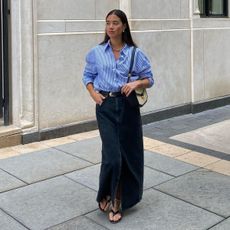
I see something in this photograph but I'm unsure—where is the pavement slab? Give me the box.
[67,130,99,141]
[55,137,102,164]
[143,106,230,142]
[147,143,191,157]
[155,169,230,217]
[87,189,223,230]
[171,120,230,155]
[0,148,91,184]
[143,166,174,189]
[0,169,26,192]
[143,137,165,149]
[0,209,27,230]
[175,151,220,167]
[144,150,198,176]
[12,142,49,154]
[205,160,230,176]
[0,176,97,230]
[65,164,100,191]
[41,136,76,148]
[47,216,107,230]
[0,147,21,160]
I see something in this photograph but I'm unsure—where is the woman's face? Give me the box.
[106,14,126,40]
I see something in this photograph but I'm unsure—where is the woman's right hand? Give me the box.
[90,91,105,105]
[86,83,105,105]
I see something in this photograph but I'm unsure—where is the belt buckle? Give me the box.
[109,92,115,97]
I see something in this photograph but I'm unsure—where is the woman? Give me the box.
[83,9,154,223]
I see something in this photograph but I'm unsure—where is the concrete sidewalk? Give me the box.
[0,105,230,230]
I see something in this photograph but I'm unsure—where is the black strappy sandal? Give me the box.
[98,196,111,212]
[108,199,122,223]
[109,209,122,223]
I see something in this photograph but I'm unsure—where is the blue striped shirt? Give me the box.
[83,41,154,92]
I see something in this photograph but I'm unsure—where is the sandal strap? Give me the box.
[109,209,122,223]
[99,196,111,212]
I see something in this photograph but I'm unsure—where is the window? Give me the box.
[199,0,228,17]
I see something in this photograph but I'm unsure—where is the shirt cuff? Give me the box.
[148,78,154,87]
[83,78,93,87]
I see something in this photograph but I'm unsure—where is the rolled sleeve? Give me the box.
[82,49,97,86]
[134,49,154,87]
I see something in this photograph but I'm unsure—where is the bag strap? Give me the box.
[127,46,136,83]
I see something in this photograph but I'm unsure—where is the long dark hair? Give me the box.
[100,9,137,47]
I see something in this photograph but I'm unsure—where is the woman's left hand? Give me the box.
[121,81,139,96]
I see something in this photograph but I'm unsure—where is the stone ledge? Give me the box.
[193,18,230,29]
[0,133,22,148]
[191,95,230,113]
[0,126,22,148]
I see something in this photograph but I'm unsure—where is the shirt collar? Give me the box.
[103,41,110,51]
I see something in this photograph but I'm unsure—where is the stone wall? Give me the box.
[10,0,230,136]
[193,19,230,101]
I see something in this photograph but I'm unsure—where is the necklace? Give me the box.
[112,47,121,52]
[111,44,124,52]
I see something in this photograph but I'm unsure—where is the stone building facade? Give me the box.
[1,0,230,146]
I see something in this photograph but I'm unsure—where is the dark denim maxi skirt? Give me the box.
[96,95,144,211]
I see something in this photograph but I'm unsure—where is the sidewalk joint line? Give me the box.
[152,187,227,219]
[144,163,200,178]
[42,210,98,230]
[52,146,97,164]
[0,167,29,185]
[85,215,111,230]
[63,175,98,192]
[206,217,229,230]
[144,165,177,178]
[0,165,99,189]
[0,207,31,229]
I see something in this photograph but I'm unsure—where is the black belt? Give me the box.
[99,91,123,97]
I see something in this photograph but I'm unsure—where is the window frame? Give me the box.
[199,0,228,17]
